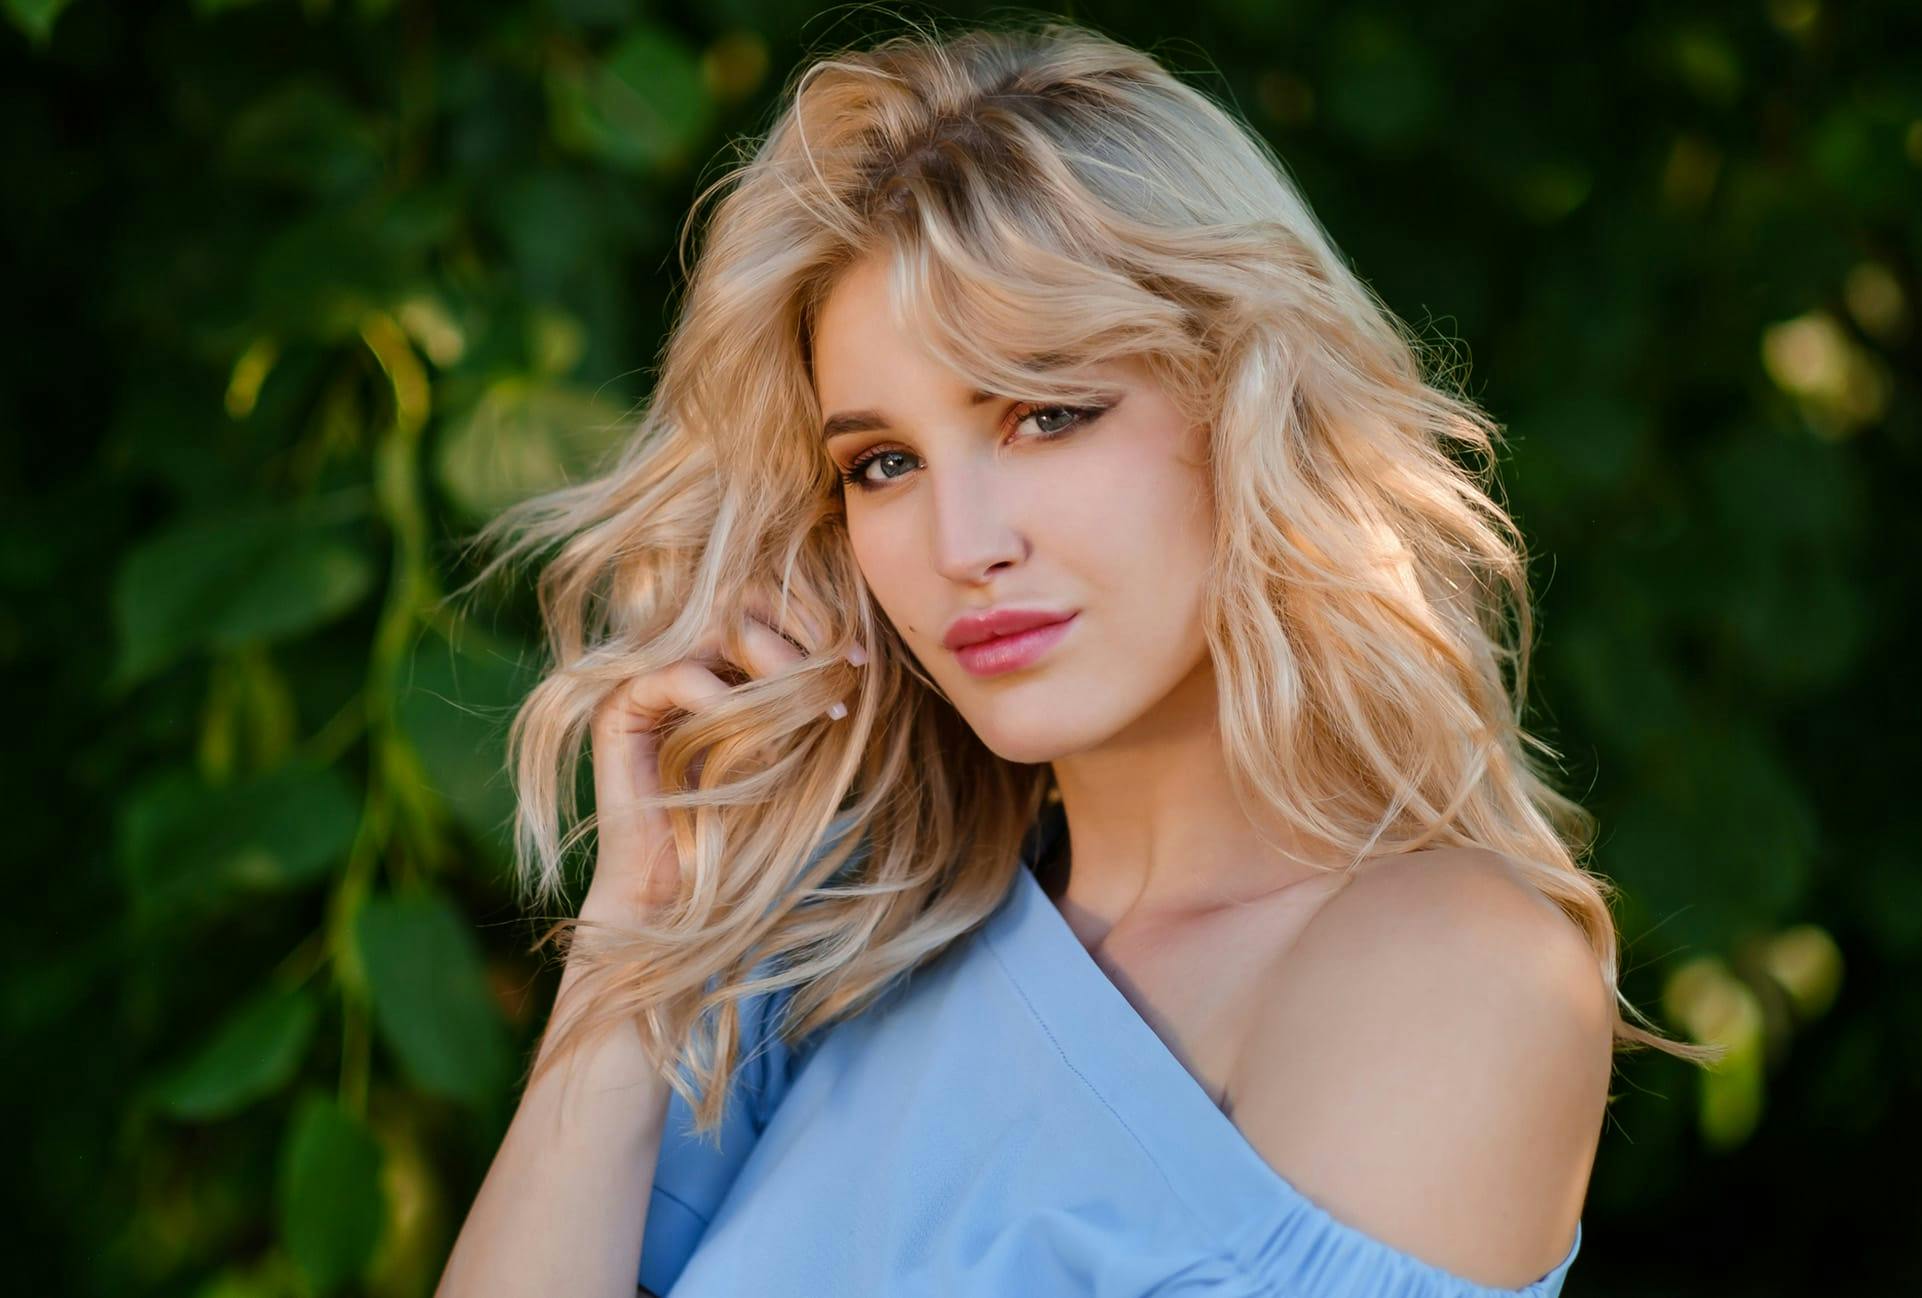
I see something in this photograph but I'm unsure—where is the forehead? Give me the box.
[819,251,893,321]
[811,257,920,393]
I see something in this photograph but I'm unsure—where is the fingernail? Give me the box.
[846,643,869,666]
[827,700,849,720]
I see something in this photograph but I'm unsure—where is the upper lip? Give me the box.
[942,605,1078,651]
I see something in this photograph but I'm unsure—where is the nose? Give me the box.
[927,454,1026,585]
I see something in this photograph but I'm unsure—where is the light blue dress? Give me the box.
[639,807,1584,1296]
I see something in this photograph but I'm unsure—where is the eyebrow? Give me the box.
[821,388,1001,441]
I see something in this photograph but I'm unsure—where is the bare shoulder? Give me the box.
[1226,847,1613,1288]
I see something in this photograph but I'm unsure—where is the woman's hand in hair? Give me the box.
[581,601,866,922]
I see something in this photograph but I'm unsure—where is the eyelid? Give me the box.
[837,400,1110,491]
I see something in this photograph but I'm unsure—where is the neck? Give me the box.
[1043,657,1344,938]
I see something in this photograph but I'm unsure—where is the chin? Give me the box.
[955,699,1115,767]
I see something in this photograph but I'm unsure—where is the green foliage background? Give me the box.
[4,0,1916,1293]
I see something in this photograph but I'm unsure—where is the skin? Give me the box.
[811,250,1611,1288]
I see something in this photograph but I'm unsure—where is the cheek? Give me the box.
[846,511,923,634]
[1049,426,1212,573]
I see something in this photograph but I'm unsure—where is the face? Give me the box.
[811,253,1217,764]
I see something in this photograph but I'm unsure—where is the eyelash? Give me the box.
[838,402,1110,492]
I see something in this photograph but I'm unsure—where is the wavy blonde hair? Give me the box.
[455,16,1718,1132]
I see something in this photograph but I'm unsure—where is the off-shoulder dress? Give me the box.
[638,805,1583,1297]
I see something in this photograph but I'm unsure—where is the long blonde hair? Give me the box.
[455,16,1716,1132]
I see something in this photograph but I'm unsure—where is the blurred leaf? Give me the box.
[108,377,259,510]
[434,377,630,521]
[483,167,609,298]
[703,29,772,104]
[355,890,514,1108]
[1759,923,1843,1021]
[249,209,417,342]
[1507,392,1646,510]
[191,1262,295,1298]
[1662,23,1743,108]
[150,984,320,1120]
[528,304,587,377]
[377,183,467,261]
[119,761,361,920]
[1808,97,1919,216]
[1554,600,1688,753]
[223,81,385,197]
[1512,160,1594,224]
[396,621,539,866]
[553,0,638,28]
[4,0,73,48]
[110,501,378,689]
[1323,13,1438,154]
[364,1112,448,1298]
[1603,722,1817,952]
[1700,429,1869,691]
[1854,842,1922,960]
[1663,957,1766,1148]
[546,25,712,173]
[277,1092,386,1295]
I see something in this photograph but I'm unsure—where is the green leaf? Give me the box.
[355,890,514,1108]
[552,0,637,28]
[433,377,630,521]
[119,761,361,921]
[1507,393,1647,511]
[395,622,539,867]
[249,210,415,341]
[110,501,377,689]
[1603,721,1817,952]
[189,1267,290,1298]
[277,1092,386,1295]
[545,25,711,173]
[1323,13,1438,155]
[5,0,74,49]
[222,81,385,197]
[188,1249,303,1298]
[150,984,320,1120]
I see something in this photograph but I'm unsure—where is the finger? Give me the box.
[746,594,828,656]
[593,660,733,742]
[588,661,735,832]
[752,597,868,667]
[735,616,854,721]
[633,659,738,722]
[734,614,812,679]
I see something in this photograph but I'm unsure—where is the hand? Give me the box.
[580,599,866,921]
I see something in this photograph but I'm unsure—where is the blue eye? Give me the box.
[839,447,916,488]
[837,402,1110,492]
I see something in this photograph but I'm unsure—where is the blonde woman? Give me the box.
[436,18,1715,1298]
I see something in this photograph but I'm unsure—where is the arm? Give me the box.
[436,919,673,1298]
[434,598,846,1296]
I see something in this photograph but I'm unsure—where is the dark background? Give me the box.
[5,1,1917,1293]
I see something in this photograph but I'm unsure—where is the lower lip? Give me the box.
[953,614,1079,677]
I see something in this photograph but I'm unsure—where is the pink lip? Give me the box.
[953,612,1078,677]
[943,604,1080,651]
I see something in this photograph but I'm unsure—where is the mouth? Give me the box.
[951,612,1079,678]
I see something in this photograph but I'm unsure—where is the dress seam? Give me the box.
[649,1181,711,1229]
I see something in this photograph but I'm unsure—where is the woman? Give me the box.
[436,18,1717,1298]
